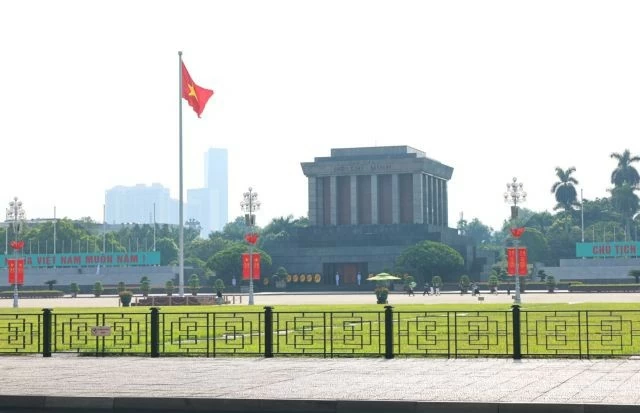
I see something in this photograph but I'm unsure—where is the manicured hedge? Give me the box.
[0,290,65,298]
[568,284,640,293]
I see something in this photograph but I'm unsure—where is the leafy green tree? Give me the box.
[44,280,57,290]
[487,274,499,290]
[220,217,251,242]
[464,218,493,245]
[395,241,464,283]
[156,237,178,265]
[628,269,640,284]
[187,237,230,263]
[610,149,640,187]
[514,227,550,265]
[525,211,554,236]
[609,182,640,236]
[206,243,272,285]
[117,281,126,293]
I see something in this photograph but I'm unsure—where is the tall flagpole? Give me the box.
[178,51,185,296]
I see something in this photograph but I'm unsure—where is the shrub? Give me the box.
[545,275,557,292]
[70,283,80,297]
[140,280,151,297]
[188,274,200,295]
[44,280,57,290]
[117,282,126,293]
[458,275,470,293]
[93,281,104,297]
[165,280,175,296]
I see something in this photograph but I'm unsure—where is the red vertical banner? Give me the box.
[506,248,516,276]
[251,253,260,279]
[16,258,24,285]
[7,259,16,283]
[242,253,250,280]
[518,248,528,276]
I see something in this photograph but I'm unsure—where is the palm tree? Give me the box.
[610,149,640,187]
[609,182,640,237]
[551,167,579,212]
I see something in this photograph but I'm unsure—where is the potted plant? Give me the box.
[93,281,104,297]
[69,282,80,298]
[119,290,133,307]
[545,275,557,293]
[165,280,175,296]
[188,274,200,296]
[375,286,389,304]
[140,279,151,297]
[458,275,470,294]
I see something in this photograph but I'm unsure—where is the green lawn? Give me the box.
[1,302,639,358]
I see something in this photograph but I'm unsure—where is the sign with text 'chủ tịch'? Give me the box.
[576,242,639,258]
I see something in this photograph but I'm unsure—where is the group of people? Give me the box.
[422,284,440,296]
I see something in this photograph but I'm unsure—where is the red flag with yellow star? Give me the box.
[181,62,213,118]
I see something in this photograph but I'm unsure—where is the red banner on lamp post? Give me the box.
[518,248,528,275]
[241,253,261,280]
[506,248,527,276]
[7,258,25,285]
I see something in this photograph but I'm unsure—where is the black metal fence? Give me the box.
[1,306,639,358]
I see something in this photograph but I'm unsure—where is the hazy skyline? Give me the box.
[2,1,639,232]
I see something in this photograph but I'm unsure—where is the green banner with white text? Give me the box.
[576,242,639,258]
[0,252,161,268]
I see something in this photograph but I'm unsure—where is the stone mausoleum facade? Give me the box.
[268,146,480,286]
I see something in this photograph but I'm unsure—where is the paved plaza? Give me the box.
[1,290,639,308]
[1,292,640,412]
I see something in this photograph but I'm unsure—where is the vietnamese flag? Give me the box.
[181,62,214,118]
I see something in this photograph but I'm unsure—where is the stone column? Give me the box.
[371,175,378,224]
[308,177,318,226]
[443,181,448,226]
[413,173,424,224]
[330,175,337,226]
[437,178,443,226]
[391,174,399,224]
[350,175,358,225]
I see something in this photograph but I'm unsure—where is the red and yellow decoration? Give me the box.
[181,62,214,118]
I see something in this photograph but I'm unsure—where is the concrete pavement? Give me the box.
[3,356,640,412]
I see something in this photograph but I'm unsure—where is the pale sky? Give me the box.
[1,1,639,231]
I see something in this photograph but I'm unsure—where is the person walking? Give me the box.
[335,272,340,287]
[423,283,430,296]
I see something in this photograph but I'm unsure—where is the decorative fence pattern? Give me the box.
[1,307,639,358]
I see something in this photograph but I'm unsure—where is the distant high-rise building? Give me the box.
[186,148,228,237]
[105,183,177,225]
[205,148,228,231]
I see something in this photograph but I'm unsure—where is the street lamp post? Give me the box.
[6,197,25,309]
[504,178,526,306]
[241,187,260,306]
